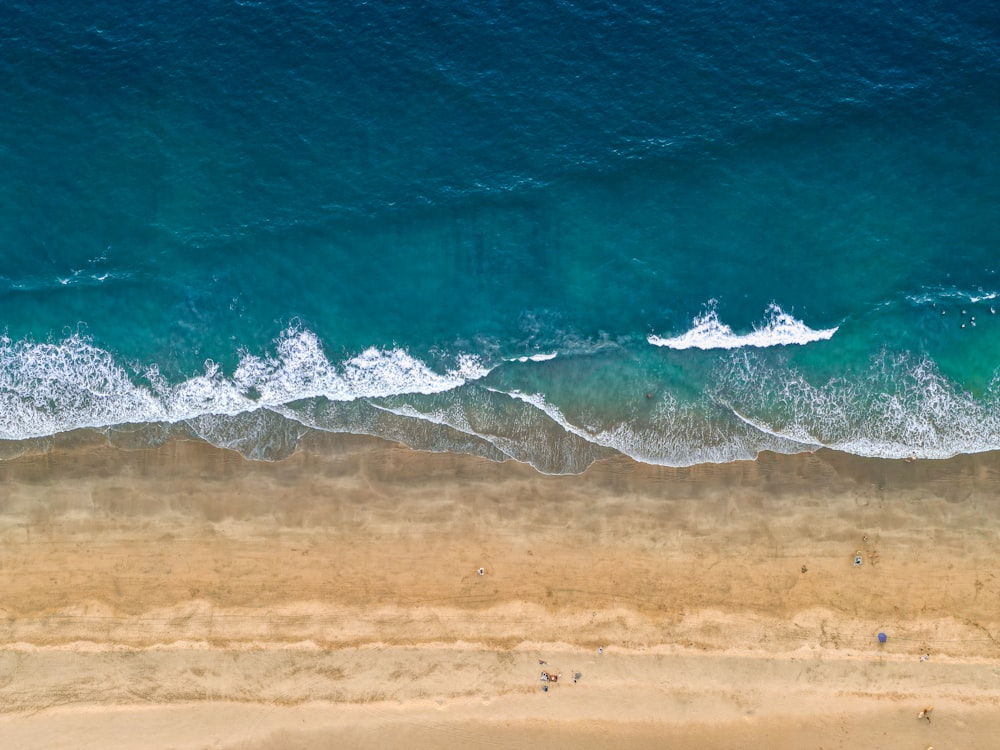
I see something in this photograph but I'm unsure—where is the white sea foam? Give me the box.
[0,328,489,442]
[907,286,1000,306]
[510,352,558,363]
[233,329,487,404]
[303,351,1000,468]
[493,348,1000,468]
[718,351,1000,460]
[648,302,837,350]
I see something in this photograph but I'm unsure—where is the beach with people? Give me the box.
[3,0,999,746]
[1,431,999,748]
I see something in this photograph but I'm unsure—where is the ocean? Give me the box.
[1,0,998,472]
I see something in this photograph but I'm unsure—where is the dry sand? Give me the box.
[1,431,999,748]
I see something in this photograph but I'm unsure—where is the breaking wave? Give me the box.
[1,323,998,472]
[0,327,489,442]
[510,352,558,363]
[648,302,838,350]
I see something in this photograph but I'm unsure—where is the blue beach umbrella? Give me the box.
[877,632,887,643]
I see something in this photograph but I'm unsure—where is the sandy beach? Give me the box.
[2,432,999,748]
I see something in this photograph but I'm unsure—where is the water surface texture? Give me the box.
[2,0,999,471]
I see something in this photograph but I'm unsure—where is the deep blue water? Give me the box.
[1,0,999,471]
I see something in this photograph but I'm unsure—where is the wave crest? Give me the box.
[648,302,837,350]
[0,328,488,442]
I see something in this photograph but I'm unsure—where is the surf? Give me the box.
[648,302,838,351]
[0,327,489,443]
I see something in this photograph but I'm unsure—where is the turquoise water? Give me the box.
[2,0,999,471]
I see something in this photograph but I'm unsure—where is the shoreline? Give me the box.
[1,434,999,747]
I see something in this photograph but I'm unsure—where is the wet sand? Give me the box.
[1,432,999,748]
